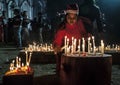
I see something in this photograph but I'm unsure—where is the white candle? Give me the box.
[78,39,81,54]
[71,37,74,54]
[66,38,69,54]
[45,43,47,51]
[82,38,85,53]
[25,51,28,66]
[88,37,91,54]
[92,36,95,54]
[28,52,32,66]
[18,58,21,68]
[74,38,77,53]
[101,40,104,54]
[22,63,24,67]
[64,36,67,54]
[16,56,18,68]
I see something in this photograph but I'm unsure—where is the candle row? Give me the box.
[105,44,120,52]
[26,42,53,52]
[9,57,24,71]
[64,36,105,55]
[9,52,32,72]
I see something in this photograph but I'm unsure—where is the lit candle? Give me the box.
[92,36,95,54]
[82,38,85,53]
[45,43,48,51]
[66,38,69,54]
[64,36,67,54]
[88,37,90,54]
[12,60,15,69]
[28,52,32,66]
[25,51,28,66]
[73,38,77,53]
[71,37,74,54]
[101,40,104,54]
[10,63,13,71]
[16,56,18,68]
[22,63,24,67]
[78,39,81,54]
[18,58,21,68]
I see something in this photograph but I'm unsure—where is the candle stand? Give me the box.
[59,54,112,85]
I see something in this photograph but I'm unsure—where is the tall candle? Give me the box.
[88,37,90,54]
[92,36,95,54]
[74,38,77,53]
[16,56,18,68]
[82,38,85,53]
[25,51,28,66]
[78,39,81,53]
[18,58,21,68]
[101,40,104,54]
[64,36,67,54]
[28,52,32,66]
[71,37,74,54]
[45,43,47,51]
[66,38,69,54]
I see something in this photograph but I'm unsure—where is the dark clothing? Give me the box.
[13,15,22,47]
[13,15,22,27]
[22,16,30,46]
[79,4,103,33]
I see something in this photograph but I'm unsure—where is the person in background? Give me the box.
[37,12,43,43]
[2,11,8,44]
[0,12,4,42]
[21,11,30,47]
[79,0,104,45]
[12,9,22,49]
[53,4,91,73]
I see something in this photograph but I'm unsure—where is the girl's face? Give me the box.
[66,13,77,25]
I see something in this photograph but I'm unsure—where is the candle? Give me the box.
[64,36,67,54]
[16,56,18,68]
[78,39,81,54]
[71,37,74,54]
[25,51,28,66]
[45,43,48,51]
[22,63,24,67]
[92,36,95,54]
[28,52,32,66]
[88,37,90,54]
[12,60,15,69]
[82,38,85,53]
[66,38,69,54]
[73,38,77,53]
[101,40,104,54]
[18,58,21,68]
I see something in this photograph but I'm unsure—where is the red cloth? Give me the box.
[53,19,88,47]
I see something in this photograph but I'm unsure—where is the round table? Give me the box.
[59,54,112,85]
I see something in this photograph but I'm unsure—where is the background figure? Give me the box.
[42,20,52,43]
[0,14,4,42]
[2,11,8,44]
[30,17,38,42]
[12,9,22,48]
[37,12,43,43]
[7,18,14,42]
[21,11,30,47]
[79,0,104,45]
